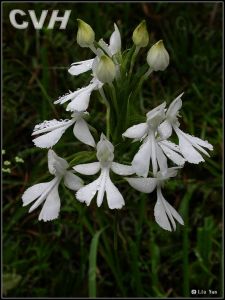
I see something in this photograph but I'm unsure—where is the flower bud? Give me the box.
[132,20,149,48]
[95,55,116,83]
[77,19,95,48]
[147,40,169,71]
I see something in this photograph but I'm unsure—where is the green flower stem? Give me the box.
[99,88,110,139]
[128,46,140,77]
[143,67,153,79]
[89,44,98,56]
[109,83,119,116]
[132,67,153,100]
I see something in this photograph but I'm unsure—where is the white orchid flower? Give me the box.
[73,134,134,209]
[123,102,185,177]
[32,111,95,148]
[158,93,213,163]
[22,150,83,221]
[54,78,102,112]
[68,23,121,77]
[62,24,121,112]
[125,167,184,231]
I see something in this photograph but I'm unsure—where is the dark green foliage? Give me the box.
[2,2,222,297]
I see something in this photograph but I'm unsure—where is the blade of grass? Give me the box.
[88,227,106,297]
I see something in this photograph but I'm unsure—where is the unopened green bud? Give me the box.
[132,20,149,48]
[147,40,169,71]
[77,19,95,48]
[96,55,116,84]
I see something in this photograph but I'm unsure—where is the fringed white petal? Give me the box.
[73,119,95,147]
[32,119,73,136]
[73,162,100,175]
[63,171,83,191]
[122,123,148,139]
[68,59,94,76]
[28,178,59,213]
[111,162,134,176]
[32,127,68,149]
[132,137,151,177]
[105,176,125,209]
[54,82,96,105]
[125,177,157,193]
[38,182,61,221]
[76,177,101,206]
[154,188,184,231]
[182,132,213,152]
[174,128,206,164]
[32,120,73,148]
[54,90,83,105]
[154,195,172,231]
[159,140,186,166]
[109,23,121,55]
[22,182,52,206]
[163,197,184,227]
[66,90,92,112]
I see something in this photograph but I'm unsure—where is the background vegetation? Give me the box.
[2,2,223,298]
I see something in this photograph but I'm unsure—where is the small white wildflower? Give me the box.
[22,150,83,221]
[54,79,102,112]
[123,102,185,177]
[73,134,134,209]
[32,111,95,148]
[125,167,184,231]
[158,93,213,163]
[68,23,121,77]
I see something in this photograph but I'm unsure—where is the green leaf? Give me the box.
[88,227,106,297]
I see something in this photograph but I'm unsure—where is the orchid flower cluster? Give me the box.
[22,20,213,231]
